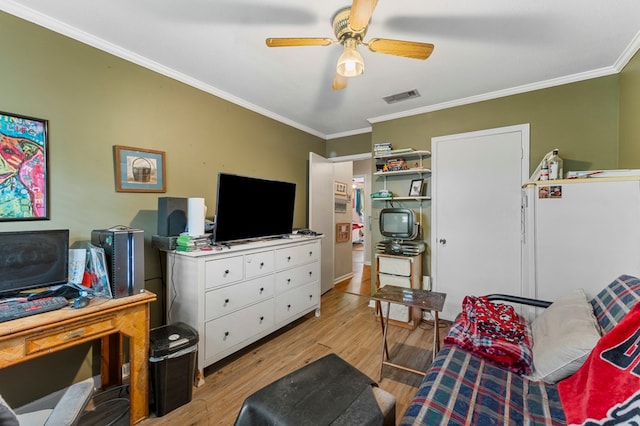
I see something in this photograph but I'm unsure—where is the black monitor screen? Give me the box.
[214,173,296,243]
[0,229,69,297]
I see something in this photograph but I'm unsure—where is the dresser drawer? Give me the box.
[245,250,274,278]
[378,255,412,276]
[205,255,244,289]
[275,241,320,269]
[378,273,411,288]
[274,282,319,324]
[205,299,274,359]
[205,275,274,321]
[275,261,319,293]
[26,317,116,355]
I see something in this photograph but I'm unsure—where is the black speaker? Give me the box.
[157,197,188,237]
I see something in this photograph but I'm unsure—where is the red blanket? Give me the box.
[558,302,640,425]
[444,295,533,374]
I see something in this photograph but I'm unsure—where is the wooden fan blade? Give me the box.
[368,38,434,60]
[266,37,333,47]
[349,0,379,32]
[332,73,347,90]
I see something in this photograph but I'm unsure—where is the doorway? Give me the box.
[309,152,372,295]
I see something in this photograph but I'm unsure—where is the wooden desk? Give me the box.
[0,290,156,425]
[372,285,446,380]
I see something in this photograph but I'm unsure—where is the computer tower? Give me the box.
[91,228,145,299]
[157,197,188,237]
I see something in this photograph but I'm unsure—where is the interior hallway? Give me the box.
[334,243,371,296]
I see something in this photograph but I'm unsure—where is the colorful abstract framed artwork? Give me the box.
[0,111,49,221]
[114,145,166,193]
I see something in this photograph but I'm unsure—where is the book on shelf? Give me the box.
[374,142,393,156]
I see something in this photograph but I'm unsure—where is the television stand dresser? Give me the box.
[165,235,321,384]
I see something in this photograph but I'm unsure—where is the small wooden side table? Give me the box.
[371,285,446,380]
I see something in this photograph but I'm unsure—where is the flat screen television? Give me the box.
[0,229,69,297]
[213,173,296,244]
[379,208,419,240]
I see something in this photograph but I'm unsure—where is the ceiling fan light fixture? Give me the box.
[337,37,364,77]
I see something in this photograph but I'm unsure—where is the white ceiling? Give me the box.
[2,0,640,139]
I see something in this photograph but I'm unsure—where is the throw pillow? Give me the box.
[0,394,19,426]
[528,289,601,383]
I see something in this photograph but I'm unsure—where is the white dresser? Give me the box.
[165,236,321,382]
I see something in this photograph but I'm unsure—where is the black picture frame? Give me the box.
[409,178,426,197]
[0,111,50,221]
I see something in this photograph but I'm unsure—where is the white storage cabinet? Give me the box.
[165,237,321,382]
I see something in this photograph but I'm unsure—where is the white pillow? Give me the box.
[527,289,601,383]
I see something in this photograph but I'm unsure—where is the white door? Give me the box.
[431,124,529,320]
[309,152,334,294]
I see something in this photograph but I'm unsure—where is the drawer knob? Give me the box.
[287,278,291,283]
[287,256,291,262]
[308,271,313,276]
[308,251,313,256]
[287,304,291,310]
[224,269,230,276]
[224,331,230,339]
[260,262,264,268]
[259,316,264,323]
[259,287,264,294]
[224,298,230,305]
[309,294,313,300]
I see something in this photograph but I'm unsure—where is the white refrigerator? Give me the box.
[522,177,640,304]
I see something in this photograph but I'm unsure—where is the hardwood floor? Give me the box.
[139,288,449,425]
[334,244,372,296]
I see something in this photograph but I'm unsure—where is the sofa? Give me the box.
[400,274,640,425]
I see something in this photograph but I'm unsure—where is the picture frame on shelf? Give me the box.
[0,111,49,221]
[114,145,166,193]
[409,178,426,197]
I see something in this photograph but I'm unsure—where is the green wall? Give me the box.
[0,11,324,406]
[326,132,371,158]
[619,50,640,167]
[372,75,620,173]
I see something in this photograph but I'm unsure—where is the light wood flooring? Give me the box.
[334,243,372,296]
[139,287,449,425]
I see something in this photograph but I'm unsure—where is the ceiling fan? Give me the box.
[265,0,434,90]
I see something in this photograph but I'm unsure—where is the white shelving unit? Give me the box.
[373,150,432,201]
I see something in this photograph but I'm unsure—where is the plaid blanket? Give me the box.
[443,295,533,375]
[400,343,566,425]
[400,275,640,426]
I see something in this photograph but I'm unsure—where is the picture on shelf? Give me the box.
[409,179,427,196]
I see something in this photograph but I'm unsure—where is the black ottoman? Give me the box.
[234,353,395,425]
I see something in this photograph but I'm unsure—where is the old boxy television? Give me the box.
[0,229,69,298]
[379,208,419,241]
[213,173,296,244]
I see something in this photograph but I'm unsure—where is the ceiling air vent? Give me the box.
[382,89,421,104]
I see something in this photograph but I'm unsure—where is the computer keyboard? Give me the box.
[0,297,69,323]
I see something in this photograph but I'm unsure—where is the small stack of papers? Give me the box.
[176,234,211,251]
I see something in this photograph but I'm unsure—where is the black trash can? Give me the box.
[149,322,199,417]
